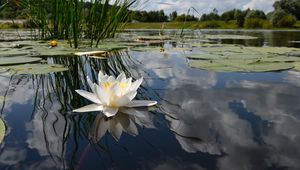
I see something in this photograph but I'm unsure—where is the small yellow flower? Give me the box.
[50,40,58,47]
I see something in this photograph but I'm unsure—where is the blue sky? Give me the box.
[137,0,277,14]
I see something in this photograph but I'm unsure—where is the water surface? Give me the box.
[0,29,300,170]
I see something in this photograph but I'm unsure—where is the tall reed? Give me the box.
[18,0,137,48]
[0,1,9,12]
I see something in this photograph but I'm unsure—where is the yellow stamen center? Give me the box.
[102,82,114,89]
[119,82,128,88]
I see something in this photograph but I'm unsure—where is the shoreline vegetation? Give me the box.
[0,0,300,45]
[1,20,300,30]
[0,0,137,48]
[124,21,300,30]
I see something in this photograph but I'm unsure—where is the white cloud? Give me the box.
[138,0,277,14]
[243,0,276,12]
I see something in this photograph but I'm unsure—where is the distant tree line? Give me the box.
[129,10,198,22]
[128,0,300,28]
[1,0,299,28]
[200,0,300,28]
[199,0,299,28]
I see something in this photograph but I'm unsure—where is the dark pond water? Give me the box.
[1,29,300,170]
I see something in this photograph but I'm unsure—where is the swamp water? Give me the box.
[0,29,300,169]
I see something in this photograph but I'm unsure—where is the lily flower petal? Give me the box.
[103,106,119,117]
[116,72,126,82]
[87,76,96,93]
[126,100,157,107]
[73,104,103,112]
[98,71,109,84]
[94,84,110,105]
[130,77,143,91]
[111,81,123,97]
[115,93,132,107]
[75,90,102,104]
[107,75,115,82]
[122,90,137,103]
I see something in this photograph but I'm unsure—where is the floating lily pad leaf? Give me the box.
[259,56,300,62]
[202,34,258,40]
[0,56,42,66]
[191,43,223,48]
[118,42,147,46]
[187,54,225,60]
[246,47,300,55]
[0,48,32,57]
[131,46,164,52]
[189,59,294,72]
[187,53,264,60]
[239,62,293,72]
[137,36,170,41]
[74,51,108,57]
[188,60,242,72]
[0,41,38,48]
[288,51,300,57]
[226,53,265,60]
[0,117,5,144]
[201,46,245,53]
[97,44,128,51]
[1,64,68,74]
[172,47,193,51]
[33,46,79,56]
[293,62,300,71]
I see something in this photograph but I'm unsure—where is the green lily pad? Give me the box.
[226,60,293,72]
[97,44,128,51]
[33,46,79,56]
[288,51,300,57]
[188,59,294,72]
[172,47,193,51]
[74,51,108,56]
[187,53,265,61]
[187,54,225,60]
[259,56,300,62]
[189,60,242,72]
[202,34,258,40]
[0,117,5,144]
[198,46,300,57]
[0,56,42,66]
[137,36,170,41]
[201,46,245,53]
[131,46,164,52]
[293,62,300,71]
[246,47,300,55]
[1,64,68,74]
[191,43,223,48]
[0,48,32,57]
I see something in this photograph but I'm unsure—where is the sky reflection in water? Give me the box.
[0,30,300,169]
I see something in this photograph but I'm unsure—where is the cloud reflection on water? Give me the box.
[161,74,300,169]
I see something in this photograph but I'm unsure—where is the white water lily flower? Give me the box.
[73,71,157,117]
